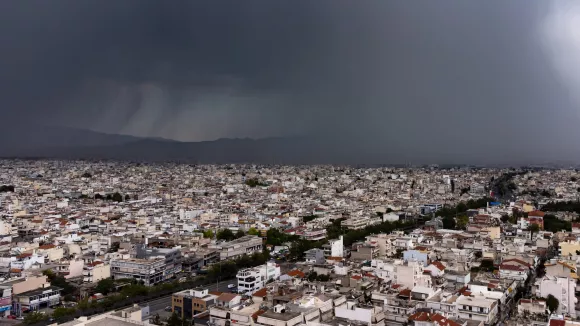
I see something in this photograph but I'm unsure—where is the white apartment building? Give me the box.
[322,236,343,257]
[456,295,499,325]
[394,260,431,290]
[534,276,577,317]
[236,262,280,295]
[341,217,373,230]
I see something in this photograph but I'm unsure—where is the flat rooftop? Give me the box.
[260,310,301,321]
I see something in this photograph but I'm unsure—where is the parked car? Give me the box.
[165,306,172,312]
[227,284,235,289]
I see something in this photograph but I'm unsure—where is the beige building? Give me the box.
[559,241,580,257]
[83,262,111,283]
[37,244,64,262]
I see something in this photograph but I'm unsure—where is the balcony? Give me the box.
[458,307,488,315]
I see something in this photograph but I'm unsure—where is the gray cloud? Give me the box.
[1,0,580,163]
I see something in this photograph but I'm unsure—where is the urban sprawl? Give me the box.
[1,160,580,326]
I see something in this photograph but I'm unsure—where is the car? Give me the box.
[6,315,16,319]
[227,284,235,289]
[164,306,172,312]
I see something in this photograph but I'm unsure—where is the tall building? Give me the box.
[236,262,280,295]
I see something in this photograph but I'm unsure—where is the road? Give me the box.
[148,279,235,319]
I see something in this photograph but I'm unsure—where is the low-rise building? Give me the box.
[237,262,280,295]
[172,288,217,319]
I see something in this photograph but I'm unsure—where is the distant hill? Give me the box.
[0,125,559,166]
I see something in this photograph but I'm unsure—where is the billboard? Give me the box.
[0,297,10,306]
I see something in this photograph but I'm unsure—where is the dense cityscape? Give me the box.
[0,160,578,326]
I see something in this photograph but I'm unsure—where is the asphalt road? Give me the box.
[148,279,235,319]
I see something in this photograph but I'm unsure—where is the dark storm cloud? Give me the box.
[1,0,579,163]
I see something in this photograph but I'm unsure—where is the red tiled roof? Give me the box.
[351,275,362,280]
[251,310,266,321]
[409,312,461,326]
[500,264,527,272]
[528,210,546,217]
[431,261,446,271]
[253,288,268,298]
[38,244,56,249]
[399,289,411,297]
[549,319,566,326]
[217,293,238,302]
[287,269,306,278]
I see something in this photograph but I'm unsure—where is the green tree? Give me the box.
[151,314,162,325]
[480,259,495,272]
[302,215,319,223]
[95,278,115,295]
[166,313,184,326]
[24,312,49,325]
[248,227,259,236]
[456,215,469,229]
[442,216,456,229]
[43,270,76,296]
[235,229,245,239]
[308,271,318,282]
[547,294,559,313]
[203,230,214,239]
[125,194,131,201]
[53,307,77,320]
[112,192,123,202]
[500,214,509,223]
[528,223,540,238]
[217,229,235,241]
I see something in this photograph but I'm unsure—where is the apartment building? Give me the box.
[304,249,325,264]
[83,261,111,283]
[341,217,380,230]
[13,285,62,315]
[236,262,281,295]
[210,293,261,326]
[215,235,262,261]
[111,247,181,286]
[172,288,217,319]
[394,260,432,290]
[366,234,395,257]
[534,276,576,317]
[456,296,498,325]
[322,236,344,258]
[351,243,379,261]
[301,229,327,241]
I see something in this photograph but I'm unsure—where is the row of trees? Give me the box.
[203,227,260,240]
[245,178,268,188]
[92,192,134,202]
[264,216,415,260]
[0,185,14,192]
[436,197,495,229]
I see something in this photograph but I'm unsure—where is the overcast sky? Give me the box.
[2,1,580,163]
